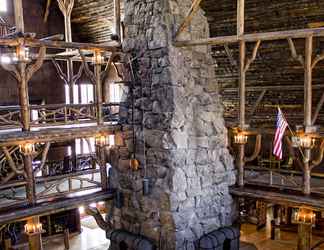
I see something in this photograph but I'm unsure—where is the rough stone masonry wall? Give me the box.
[110,0,237,249]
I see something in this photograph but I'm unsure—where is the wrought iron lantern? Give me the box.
[24,222,43,235]
[19,143,35,156]
[291,134,316,149]
[92,50,104,65]
[14,45,31,63]
[95,134,108,147]
[293,208,316,225]
[234,132,248,145]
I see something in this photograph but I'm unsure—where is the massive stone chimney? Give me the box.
[110,0,237,249]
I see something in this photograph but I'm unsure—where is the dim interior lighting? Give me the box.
[19,143,35,156]
[24,222,43,235]
[0,55,11,64]
[95,134,108,147]
[79,206,85,214]
[93,50,104,65]
[234,132,248,145]
[15,45,30,63]
[292,134,316,149]
[294,208,316,225]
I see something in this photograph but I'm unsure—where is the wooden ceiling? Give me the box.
[72,0,123,43]
[200,0,324,127]
[69,0,324,128]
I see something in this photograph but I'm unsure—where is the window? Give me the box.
[80,84,94,104]
[0,0,7,12]
[109,84,121,103]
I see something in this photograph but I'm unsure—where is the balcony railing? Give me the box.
[0,144,109,209]
[0,102,125,130]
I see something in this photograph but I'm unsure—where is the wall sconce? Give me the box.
[93,50,104,65]
[19,143,35,156]
[234,132,248,145]
[14,45,30,63]
[294,208,316,225]
[292,134,316,149]
[24,222,43,235]
[95,135,108,147]
[129,154,139,171]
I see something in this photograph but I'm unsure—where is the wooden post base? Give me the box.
[27,217,43,250]
[298,223,312,250]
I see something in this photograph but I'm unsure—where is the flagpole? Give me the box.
[278,106,306,161]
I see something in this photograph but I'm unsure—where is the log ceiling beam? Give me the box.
[174,27,324,47]
[0,125,120,147]
[222,84,324,93]
[0,37,120,51]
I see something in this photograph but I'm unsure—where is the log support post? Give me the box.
[113,0,121,40]
[13,0,24,33]
[237,0,246,187]
[298,223,312,250]
[303,35,313,195]
[57,0,75,104]
[26,216,43,250]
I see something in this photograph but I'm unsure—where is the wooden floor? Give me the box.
[46,216,110,250]
[241,223,324,250]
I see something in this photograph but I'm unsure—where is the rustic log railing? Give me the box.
[0,102,125,130]
[0,149,108,209]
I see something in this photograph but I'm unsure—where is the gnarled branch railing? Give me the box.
[0,102,125,130]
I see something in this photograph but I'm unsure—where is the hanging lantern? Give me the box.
[234,132,248,145]
[292,134,316,149]
[93,50,104,65]
[24,222,43,235]
[20,143,35,156]
[95,134,108,147]
[294,208,316,225]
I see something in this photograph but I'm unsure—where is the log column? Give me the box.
[237,0,246,187]
[113,0,121,40]
[303,35,313,195]
[26,217,43,250]
[298,223,312,250]
[95,51,103,125]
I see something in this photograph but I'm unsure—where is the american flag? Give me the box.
[273,108,288,160]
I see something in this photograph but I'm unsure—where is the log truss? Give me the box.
[175,0,324,200]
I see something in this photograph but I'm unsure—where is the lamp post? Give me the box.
[293,208,315,250]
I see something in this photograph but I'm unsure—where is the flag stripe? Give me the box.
[273,108,288,160]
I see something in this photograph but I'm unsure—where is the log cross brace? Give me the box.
[1,146,26,179]
[311,50,324,125]
[85,206,112,231]
[57,0,74,17]
[244,40,261,73]
[243,134,262,163]
[79,50,116,84]
[310,139,324,169]
[287,38,304,66]
[33,142,51,175]
[51,58,84,85]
